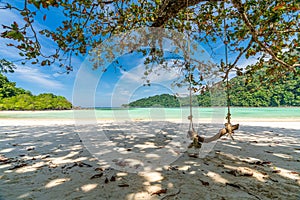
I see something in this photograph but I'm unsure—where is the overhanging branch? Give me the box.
[151,0,223,27]
[231,0,296,73]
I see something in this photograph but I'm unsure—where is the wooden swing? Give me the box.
[186,3,239,149]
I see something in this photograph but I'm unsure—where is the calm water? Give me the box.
[0,107,299,120]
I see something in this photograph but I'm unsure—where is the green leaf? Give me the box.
[41,60,47,66]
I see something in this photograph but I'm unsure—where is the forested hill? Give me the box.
[127,94,180,108]
[126,73,300,107]
[0,73,72,110]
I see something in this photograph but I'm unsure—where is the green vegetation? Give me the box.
[0,1,298,80]
[228,72,300,107]
[127,73,300,107]
[0,74,72,110]
[127,94,180,108]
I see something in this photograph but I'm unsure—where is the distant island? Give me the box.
[0,73,72,110]
[125,72,300,107]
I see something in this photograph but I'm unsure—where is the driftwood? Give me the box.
[188,123,239,149]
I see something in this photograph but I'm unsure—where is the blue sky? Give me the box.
[0,1,257,107]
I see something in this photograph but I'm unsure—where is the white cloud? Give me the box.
[14,66,64,89]
[237,56,259,69]
[119,59,183,84]
[0,7,60,60]
[0,9,24,26]
[108,60,189,106]
[0,39,21,59]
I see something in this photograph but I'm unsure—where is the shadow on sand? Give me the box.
[0,122,299,199]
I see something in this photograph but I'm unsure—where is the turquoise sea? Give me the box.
[0,107,300,120]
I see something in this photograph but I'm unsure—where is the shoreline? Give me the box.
[0,118,299,130]
[0,106,299,112]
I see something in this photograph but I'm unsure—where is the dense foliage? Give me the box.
[228,71,300,107]
[0,0,299,80]
[127,94,180,107]
[127,73,300,107]
[0,74,72,110]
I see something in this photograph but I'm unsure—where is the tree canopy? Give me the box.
[0,0,299,83]
[0,73,72,110]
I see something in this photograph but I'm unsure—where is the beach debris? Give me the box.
[90,173,103,179]
[63,161,93,170]
[113,159,129,167]
[151,189,167,196]
[0,155,9,163]
[168,166,179,171]
[77,161,93,168]
[9,163,28,170]
[227,167,253,177]
[188,154,198,158]
[199,179,210,186]
[110,175,116,182]
[261,172,268,176]
[242,158,272,166]
[226,182,262,199]
[160,189,181,200]
[95,167,104,171]
[252,161,272,166]
[226,182,241,189]
[272,170,281,173]
[268,177,279,182]
[41,155,50,159]
[264,150,273,153]
[118,183,129,187]
[48,161,58,168]
[26,146,35,151]
[104,177,109,183]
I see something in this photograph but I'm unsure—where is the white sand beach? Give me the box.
[0,118,299,200]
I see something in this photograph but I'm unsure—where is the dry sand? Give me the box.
[0,118,299,200]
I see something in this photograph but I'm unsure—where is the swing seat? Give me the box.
[187,123,239,149]
[187,130,203,149]
[220,123,239,140]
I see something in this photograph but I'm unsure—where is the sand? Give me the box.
[0,118,299,200]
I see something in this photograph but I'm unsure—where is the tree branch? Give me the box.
[82,4,96,28]
[231,0,295,73]
[231,38,253,67]
[151,0,222,27]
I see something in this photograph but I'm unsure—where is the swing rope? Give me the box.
[186,0,203,149]
[224,15,231,125]
[186,1,239,151]
[222,4,239,140]
[186,0,194,133]
[188,68,194,132]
